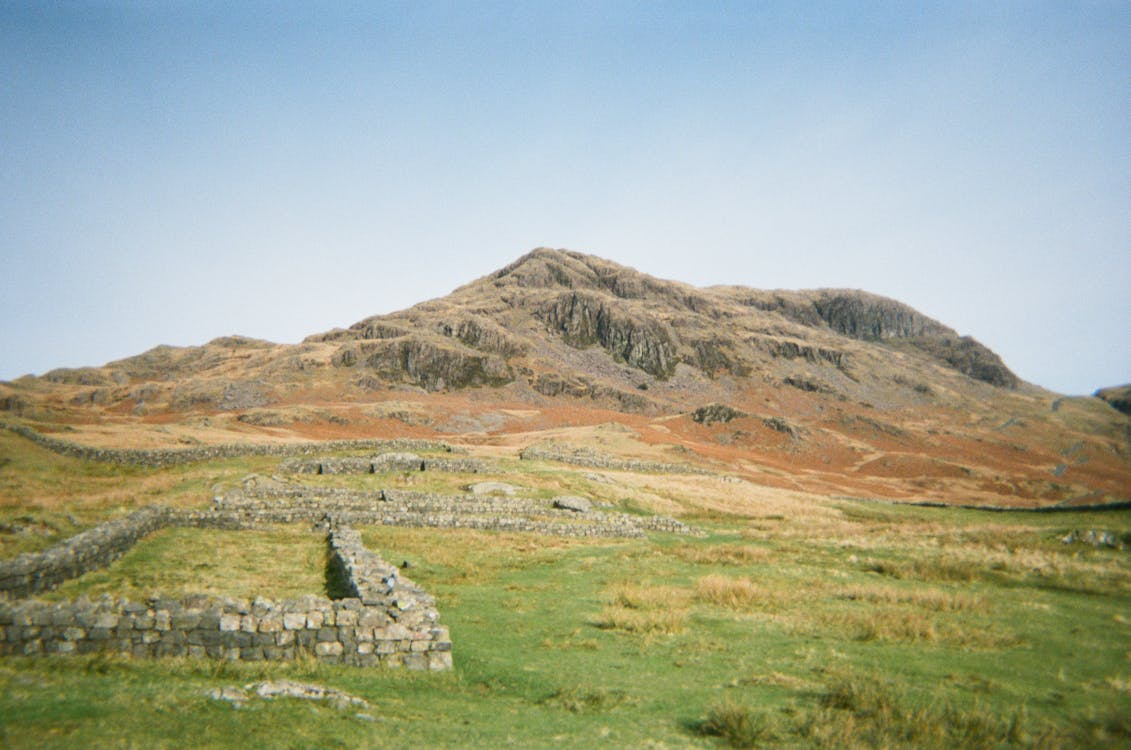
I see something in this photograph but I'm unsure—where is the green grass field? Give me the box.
[1,433,1129,748]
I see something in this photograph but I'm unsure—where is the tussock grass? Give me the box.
[695,574,777,611]
[834,583,988,612]
[671,543,771,566]
[596,581,690,637]
[539,685,632,713]
[698,699,774,748]
[797,670,1061,749]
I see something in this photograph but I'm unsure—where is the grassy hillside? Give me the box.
[1,435,1129,748]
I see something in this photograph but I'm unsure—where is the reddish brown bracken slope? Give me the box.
[2,248,1129,508]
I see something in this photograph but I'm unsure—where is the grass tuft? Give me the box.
[698,699,774,748]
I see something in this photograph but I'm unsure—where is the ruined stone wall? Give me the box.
[0,422,460,467]
[0,522,451,670]
[519,443,713,475]
[225,486,705,538]
[279,454,488,475]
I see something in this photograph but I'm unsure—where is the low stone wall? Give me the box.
[519,443,714,475]
[0,523,451,669]
[0,422,460,468]
[226,485,705,538]
[0,507,173,599]
[280,453,488,475]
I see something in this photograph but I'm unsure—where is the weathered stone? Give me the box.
[552,495,592,513]
[315,641,343,658]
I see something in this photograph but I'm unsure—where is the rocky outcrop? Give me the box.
[899,335,1019,389]
[535,291,677,378]
[1096,384,1131,416]
[691,403,746,425]
[332,337,513,391]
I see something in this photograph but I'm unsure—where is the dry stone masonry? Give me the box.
[0,422,461,467]
[519,443,714,475]
[0,520,451,670]
[280,452,487,475]
[223,480,704,538]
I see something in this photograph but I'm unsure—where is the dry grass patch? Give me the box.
[805,607,1022,649]
[596,581,690,637]
[670,543,770,566]
[695,574,778,611]
[835,583,988,612]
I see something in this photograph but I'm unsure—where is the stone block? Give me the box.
[154,611,171,631]
[89,628,111,641]
[317,627,337,642]
[404,653,428,671]
[141,630,160,645]
[357,642,374,655]
[50,609,74,626]
[219,614,240,632]
[63,627,86,641]
[188,645,206,658]
[306,611,324,629]
[258,615,281,633]
[276,630,294,647]
[282,613,306,630]
[428,651,453,671]
[47,640,75,655]
[315,641,343,658]
[93,613,119,629]
[239,615,258,633]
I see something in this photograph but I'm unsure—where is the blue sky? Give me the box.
[1,1,1128,395]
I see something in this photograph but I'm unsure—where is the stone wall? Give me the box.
[279,453,488,475]
[0,522,451,670]
[224,485,705,538]
[519,443,713,475]
[0,422,461,468]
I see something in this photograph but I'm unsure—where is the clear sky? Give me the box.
[1,2,1128,395]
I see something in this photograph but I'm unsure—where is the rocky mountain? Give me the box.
[2,248,1128,508]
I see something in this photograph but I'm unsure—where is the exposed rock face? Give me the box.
[1096,384,1131,416]
[332,338,512,392]
[535,291,677,378]
[899,335,1019,389]
[691,403,747,425]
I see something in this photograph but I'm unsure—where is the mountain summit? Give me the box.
[2,248,1128,508]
